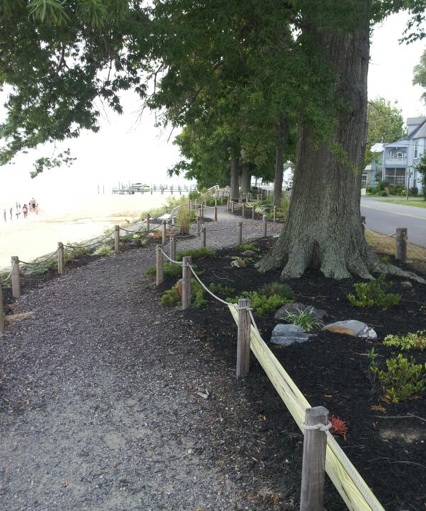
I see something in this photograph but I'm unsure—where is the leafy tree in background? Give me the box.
[0,0,424,281]
[413,48,426,103]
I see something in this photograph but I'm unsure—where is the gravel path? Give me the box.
[0,207,284,511]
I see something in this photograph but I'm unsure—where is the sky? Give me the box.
[0,11,425,206]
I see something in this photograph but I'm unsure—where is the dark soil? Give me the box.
[157,238,426,511]
[1,234,425,510]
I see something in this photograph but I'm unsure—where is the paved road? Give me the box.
[361,197,426,248]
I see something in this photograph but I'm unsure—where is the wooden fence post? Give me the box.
[11,256,20,299]
[182,256,192,310]
[252,206,255,221]
[214,205,218,222]
[263,215,267,237]
[238,222,243,245]
[197,216,202,236]
[156,245,164,286]
[57,242,65,275]
[242,203,245,218]
[170,235,176,262]
[162,221,167,245]
[202,227,207,248]
[114,225,120,255]
[236,298,251,378]
[395,228,407,263]
[300,406,329,511]
[0,283,4,334]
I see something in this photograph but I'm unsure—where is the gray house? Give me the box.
[364,117,425,192]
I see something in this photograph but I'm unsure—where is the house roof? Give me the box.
[412,121,426,139]
[371,143,384,153]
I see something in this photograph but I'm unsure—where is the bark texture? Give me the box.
[259,2,373,279]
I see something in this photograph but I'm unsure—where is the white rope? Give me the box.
[364,225,396,238]
[188,264,236,307]
[159,246,183,266]
[302,422,332,432]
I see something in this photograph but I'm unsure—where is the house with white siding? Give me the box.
[364,117,425,193]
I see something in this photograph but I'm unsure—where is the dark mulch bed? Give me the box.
[2,237,425,510]
[157,239,426,511]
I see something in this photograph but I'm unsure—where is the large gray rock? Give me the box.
[274,302,327,321]
[322,320,377,340]
[270,324,313,347]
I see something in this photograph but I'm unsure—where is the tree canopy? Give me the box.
[1,0,425,281]
[366,97,406,166]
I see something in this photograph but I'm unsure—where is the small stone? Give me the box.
[241,250,257,257]
[270,324,313,346]
[322,320,377,340]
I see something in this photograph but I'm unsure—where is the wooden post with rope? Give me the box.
[162,221,167,245]
[201,227,207,248]
[182,256,192,310]
[0,283,4,334]
[57,242,65,275]
[214,205,218,222]
[236,298,251,378]
[395,228,407,263]
[170,235,176,262]
[252,205,255,221]
[11,256,20,299]
[156,245,164,286]
[263,215,267,237]
[238,222,243,245]
[300,406,329,511]
[114,225,120,255]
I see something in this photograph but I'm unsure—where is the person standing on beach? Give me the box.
[3,209,6,222]
[22,204,28,218]
[9,207,12,220]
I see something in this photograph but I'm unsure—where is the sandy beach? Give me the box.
[0,192,173,271]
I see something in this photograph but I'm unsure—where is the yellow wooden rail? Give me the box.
[228,304,385,511]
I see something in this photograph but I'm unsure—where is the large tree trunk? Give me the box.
[240,161,251,194]
[259,2,373,279]
[273,114,288,208]
[230,154,240,201]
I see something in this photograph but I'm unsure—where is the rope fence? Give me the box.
[153,245,386,510]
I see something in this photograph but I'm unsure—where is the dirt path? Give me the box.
[0,210,285,511]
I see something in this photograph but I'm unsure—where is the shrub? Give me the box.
[347,277,401,308]
[368,350,426,403]
[93,245,114,256]
[383,331,426,351]
[258,282,294,301]
[176,207,194,235]
[145,262,182,279]
[176,247,215,261]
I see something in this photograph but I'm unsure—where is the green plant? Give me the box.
[259,282,294,301]
[347,277,401,308]
[160,278,206,308]
[64,244,90,262]
[145,262,183,279]
[379,254,391,264]
[93,245,114,256]
[237,242,257,252]
[383,331,426,351]
[283,307,324,332]
[176,248,215,261]
[23,257,57,275]
[208,282,236,296]
[229,290,290,316]
[368,351,426,403]
[176,207,195,235]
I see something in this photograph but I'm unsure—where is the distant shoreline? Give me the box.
[0,193,175,271]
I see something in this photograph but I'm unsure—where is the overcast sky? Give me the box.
[0,11,425,205]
